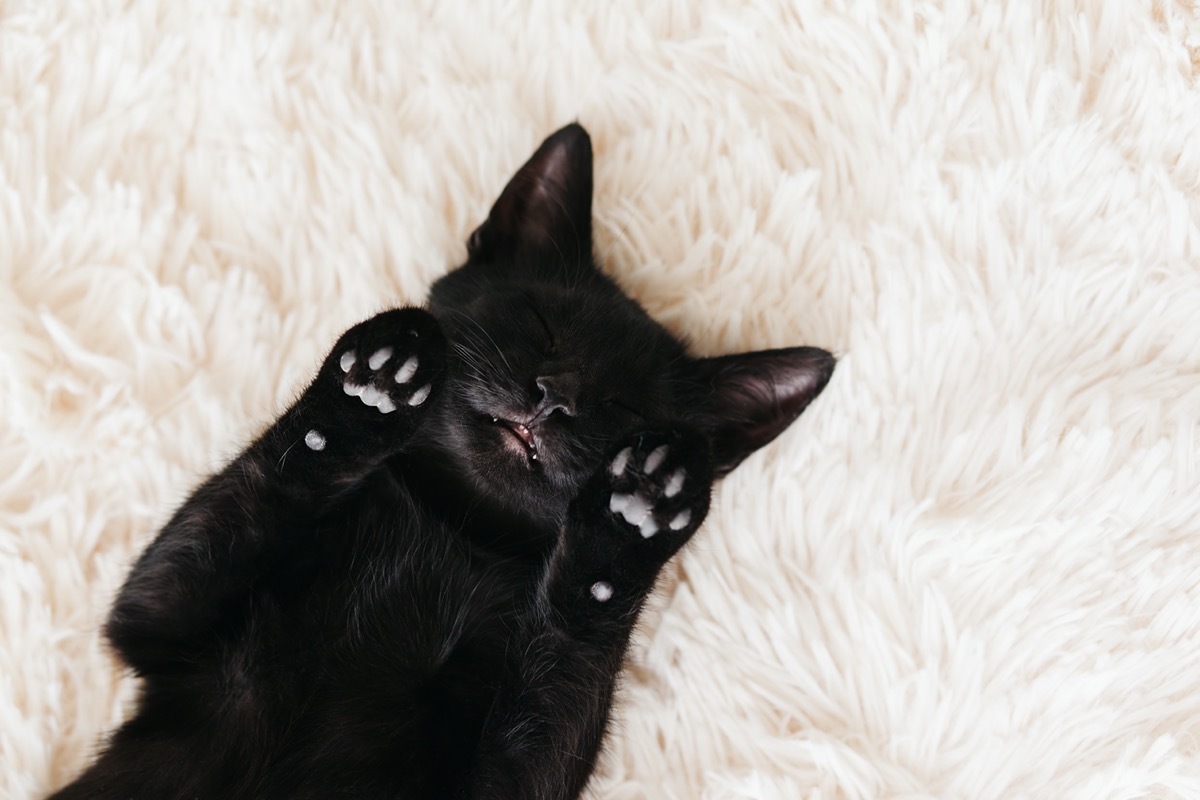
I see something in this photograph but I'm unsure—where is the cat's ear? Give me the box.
[689,347,835,476]
[467,123,594,267]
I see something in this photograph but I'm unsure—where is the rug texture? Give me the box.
[3,1,1199,798]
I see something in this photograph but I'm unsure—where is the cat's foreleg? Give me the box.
[105,308,445,675]
[469,431,714,800]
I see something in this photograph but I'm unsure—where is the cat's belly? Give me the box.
[107,489,533,798]
[253,499,530,794]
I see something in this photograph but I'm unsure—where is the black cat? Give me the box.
[52,124,834,799]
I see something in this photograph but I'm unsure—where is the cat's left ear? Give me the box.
[467,123,594,267]
[689,347,835,477]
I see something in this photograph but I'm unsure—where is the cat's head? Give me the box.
[423,124,833,521]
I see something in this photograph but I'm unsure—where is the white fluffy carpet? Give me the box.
[3,1,1200,797]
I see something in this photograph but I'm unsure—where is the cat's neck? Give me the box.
[390,446,559,562]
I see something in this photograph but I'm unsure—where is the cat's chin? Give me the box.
[477,424,555,488]
[490,418,540,468]
[424,415,564,514]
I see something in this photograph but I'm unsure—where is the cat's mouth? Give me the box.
[490,417,540,466]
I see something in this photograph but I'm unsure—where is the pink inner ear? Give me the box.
[532,143,572,198]
[697,347,835,476]
[522,154,572,245]
[473,125,594,263]
[508,136,587,246]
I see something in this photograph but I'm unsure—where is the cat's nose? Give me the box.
[534,373,579,418]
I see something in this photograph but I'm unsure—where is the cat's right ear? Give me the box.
[467,123,594,268]
[688,347,835,477]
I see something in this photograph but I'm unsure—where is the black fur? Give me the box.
[51,124,834,799]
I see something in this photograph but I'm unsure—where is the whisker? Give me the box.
[444,307,517,379]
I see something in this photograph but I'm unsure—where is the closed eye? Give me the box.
[525,298,555,351]
[604,397,646,419]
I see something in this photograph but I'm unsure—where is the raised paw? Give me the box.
[333,308,443,414]
[560,431,714,607]
[604,432,710,542]
[550,431,714,614]
[315,307,445,432]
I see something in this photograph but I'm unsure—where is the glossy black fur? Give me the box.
[51,125,834,799]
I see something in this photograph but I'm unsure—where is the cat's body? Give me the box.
[53,125,833,800]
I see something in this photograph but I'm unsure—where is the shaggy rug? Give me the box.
[3,1,1199,798]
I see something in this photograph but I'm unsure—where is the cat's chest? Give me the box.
[309,477,538,667]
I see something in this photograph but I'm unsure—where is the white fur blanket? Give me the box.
[3,1,1199,797]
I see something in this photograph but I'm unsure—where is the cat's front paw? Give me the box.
[306,308,445,444]
[330,308,443,416]
[568,430,714,601]
[605,433,710,542]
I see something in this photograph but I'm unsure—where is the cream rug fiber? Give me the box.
[3,1,1200,798]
